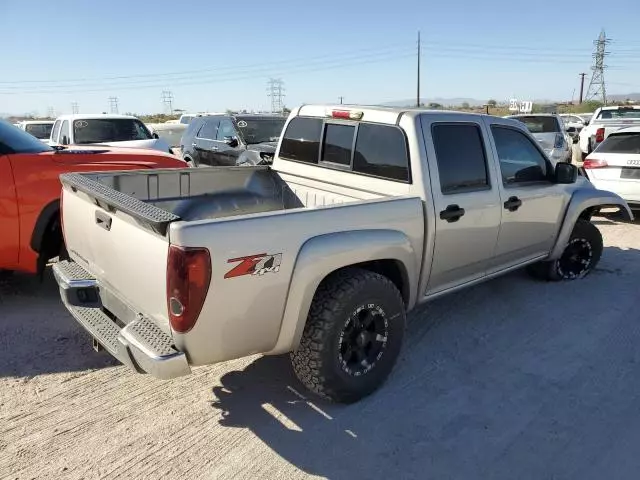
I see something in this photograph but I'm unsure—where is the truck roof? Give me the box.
[18,120,54,125]
[54,114,139,121]
[296,104,494,125]
[599,105,640,111]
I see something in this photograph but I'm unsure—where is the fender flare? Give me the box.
[30,199,60,253]
[266,229,418,355]
[549,188,633,260]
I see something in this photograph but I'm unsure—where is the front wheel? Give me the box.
[291,268,406,403]
[527,219,603,281]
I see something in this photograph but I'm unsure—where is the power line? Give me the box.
[267,78,285,113]
[108,96,119,114]
[585,30,611,104]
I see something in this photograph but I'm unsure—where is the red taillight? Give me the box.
[583,158,608,169]
[595,127,605,143]
[166,245,211,333]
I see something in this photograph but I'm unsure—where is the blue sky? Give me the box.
[2,0,640,116]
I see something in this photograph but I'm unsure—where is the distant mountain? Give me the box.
[608,93,640,101]
[381,98,487,107]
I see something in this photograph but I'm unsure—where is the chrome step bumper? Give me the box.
[53,261,190,379]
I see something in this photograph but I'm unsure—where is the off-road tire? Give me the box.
[526,219,603,281]
[291,268,406,403]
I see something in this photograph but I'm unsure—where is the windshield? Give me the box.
[511,116,560,133]
[596,108,640,120]
[24,123,53,139]
[235,116,286,144]
[594,133,640,154]
[73,118,152,144]
[0,120,52,153]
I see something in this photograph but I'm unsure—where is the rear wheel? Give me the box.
[291,268,406,403]
[527,219,603,281]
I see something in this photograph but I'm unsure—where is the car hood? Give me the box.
[246,141,278,154]
[90,138,171,152]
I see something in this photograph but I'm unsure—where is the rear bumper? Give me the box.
[53,261,190,379]
[586,178,640,205]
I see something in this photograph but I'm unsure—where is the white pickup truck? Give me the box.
[53,105,632,403]
[578,105,640,159]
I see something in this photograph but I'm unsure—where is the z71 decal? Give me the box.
[224,253,282,279]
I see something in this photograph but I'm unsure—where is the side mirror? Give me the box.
[224,136,239,147]
[554,162,578,184]
[566,126,577,134]
[152,132,160,139]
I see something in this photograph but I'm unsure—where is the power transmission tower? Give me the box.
[161,90,174,114]
[584,30,610,105]
[108,96,119,114]
[578,73,587,104]
[47,106,55,118]
[71,102,79,114]
[267,79,285,113]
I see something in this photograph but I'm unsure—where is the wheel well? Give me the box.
[578,206,599,221]
[327,260,409,305]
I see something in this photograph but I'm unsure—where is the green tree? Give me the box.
[487,99,497,107]
[461,102,470,109]
[428,102,442,109]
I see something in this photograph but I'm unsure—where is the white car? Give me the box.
[49,114,172,153]
[506,114,571,164]
[16,120,55,142]
[560,114,588,130]
[578,106,640,159]
[583,126,640,209]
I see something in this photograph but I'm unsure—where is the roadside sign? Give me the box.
[509,98,533,114]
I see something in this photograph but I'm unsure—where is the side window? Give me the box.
[491,126,549,184]
[321,124,354,166]
[60,121,70,144]
[279,117,323,163]
[431,123,489,194]
[51,121,61,141]
[216,119,236,141]
[353,123,409,181]
[197,119,219,140]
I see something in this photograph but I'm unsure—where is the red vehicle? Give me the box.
[0,120,186,275]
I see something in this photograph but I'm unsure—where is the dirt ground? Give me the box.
[1,213,639,480]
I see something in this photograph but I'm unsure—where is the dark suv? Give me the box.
[180,114,286,167]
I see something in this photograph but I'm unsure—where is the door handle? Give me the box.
[439,204,465,223]
[504,196,523,212]
[95,210,112,231]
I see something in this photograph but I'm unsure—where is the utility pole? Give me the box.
[579,72,587,104]
[416,31,421,107]
[161,90,174,114]
[267,78,285,113]
[108,96,119,114]
[584,30,610,105]
[338,96,344,105]
[71,102,79,114]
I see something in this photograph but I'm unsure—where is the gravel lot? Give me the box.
[1,214,639,480]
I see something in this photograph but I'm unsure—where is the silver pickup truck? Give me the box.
[53,105,633,403]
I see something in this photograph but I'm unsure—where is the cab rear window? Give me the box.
[279,116,410,182]
[594,133,640,153]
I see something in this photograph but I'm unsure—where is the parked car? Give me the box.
[16,120,55,142]
[506,114,572,163]
[53,105,632,403]
[146,122,187,155]
[560,114,588,130]
[583,126,640,209]
[180,113,286,167]
[578,106,640,159]
[0,119,186,276]
[50,114,172,153]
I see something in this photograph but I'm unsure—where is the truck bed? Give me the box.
[61,166,384,235]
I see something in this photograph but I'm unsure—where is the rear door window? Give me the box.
[353,123,409,181]
[321,124,354,166]
[432,123,490,194]
[279,117,323,163]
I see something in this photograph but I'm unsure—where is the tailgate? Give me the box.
[60,174,176,332]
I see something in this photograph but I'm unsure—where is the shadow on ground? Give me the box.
[210,244,640,479]
[0,268,118,378]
